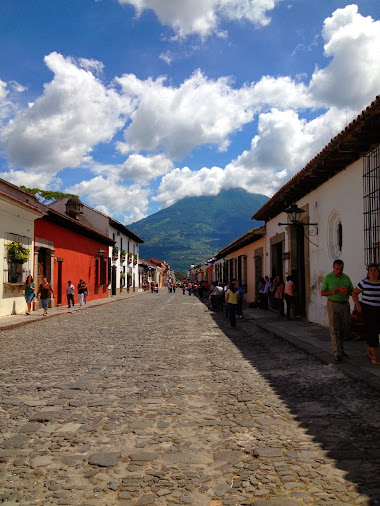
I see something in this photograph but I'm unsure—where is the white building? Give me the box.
[50,198,144,294]
[253,95,380,327]
[0,182,44,316]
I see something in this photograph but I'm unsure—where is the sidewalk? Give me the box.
[242,305,380,392]
[0,289,145,332]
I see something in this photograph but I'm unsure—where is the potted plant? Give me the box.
[133,254,138,265]
[6,242,30,264]
[120,249,126,262]
[128,253,133,264]
[112,246,119,260]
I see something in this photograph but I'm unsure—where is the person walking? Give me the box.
[37,277,54,316]
[236,280,245,318]
[226,281,239,327]
[77,279,86,307]
[258,277,265,309]
[275,276,285,316]
[263,276,270,309]
[83,281,88,304]
[284,275,296,320]
[321,259,354,362]
[352,263,380,366]
[66,280,75,308]
[23,275,35,315]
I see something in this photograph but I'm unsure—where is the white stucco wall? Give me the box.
[265,158,364,327]
[0,197,41,316]
[110,227,140,291]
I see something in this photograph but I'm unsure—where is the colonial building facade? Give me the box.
[253,95,380,326]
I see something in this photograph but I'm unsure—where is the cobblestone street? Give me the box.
[1,292,380,505]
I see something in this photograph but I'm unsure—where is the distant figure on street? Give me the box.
[226,281,239,327]
[66,280,75,308]
[321,260,354,362]
[77,279,86,307]
[37,277,54,316]
[263,276,270,309]
[151,282,154,293]
[236,280,244,319]
[284,276,296,320]
[23,275,35,315]
[82,280,88,304]
[274,276,285,316]
[187,281,192,296]
[258,277,265,308]
[352,263,380,366]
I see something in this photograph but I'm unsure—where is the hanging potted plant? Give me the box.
[112,246,119,260]
[128,253,133,264]
[6,242,30,264]
[133,254,138,266]
[120,249,126,262]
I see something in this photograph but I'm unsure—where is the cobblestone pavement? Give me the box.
[1,292,379,505]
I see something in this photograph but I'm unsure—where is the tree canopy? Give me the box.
[20,187,78,205]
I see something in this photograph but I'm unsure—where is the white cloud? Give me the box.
[154,106,352,207]
[159,51,173,65]
[66,176,151,224]
[1,52,132,174]
[116,70,261,158]
[0,169,61,190]
[309,5,380,109]
[118,0,283,38]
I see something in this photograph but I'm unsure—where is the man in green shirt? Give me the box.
[321,259,354,362]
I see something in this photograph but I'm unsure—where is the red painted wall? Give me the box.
[35,218,110,305]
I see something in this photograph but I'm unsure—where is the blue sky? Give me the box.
[0,0,379,223]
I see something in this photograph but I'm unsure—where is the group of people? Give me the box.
[257,275,296,320]
[321,260,380,366]
[23,277,88,316]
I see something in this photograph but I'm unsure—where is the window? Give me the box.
[328,212,343,260]
[4,233,32,284]
[364,146,380,265]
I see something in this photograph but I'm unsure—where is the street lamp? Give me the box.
[284,204,305,224]
[278,204,318,246]
[97,248,105,257]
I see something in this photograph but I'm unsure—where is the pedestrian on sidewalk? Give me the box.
[83,281,88,304]
[77,279,86,307]
[284,275,296,320]
[37,277,54,316]
[274,276,285,316]
[66,280,75,308]
[23,275,35,315]
[258,277,265,309]
[321,259,354,362]
[236,280,245,318]
[352,263,380,366]
[263,276,271,309]
[226,281,239,327]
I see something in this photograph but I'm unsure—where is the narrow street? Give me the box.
[1,292,379,505]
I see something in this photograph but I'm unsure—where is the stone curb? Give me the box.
[0,291,146,333]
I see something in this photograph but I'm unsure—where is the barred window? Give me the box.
[364,146,380,265]
[4,233,33,284]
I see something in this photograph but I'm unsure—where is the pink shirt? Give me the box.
[285,280,295,296]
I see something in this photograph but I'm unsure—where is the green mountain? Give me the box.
[129,189,269,272]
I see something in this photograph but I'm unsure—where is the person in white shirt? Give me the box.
[66,281,75,308]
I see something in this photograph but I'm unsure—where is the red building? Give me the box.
[34,208,114,307]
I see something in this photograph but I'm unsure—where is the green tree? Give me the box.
[174,270,186,281]
[20,186,78,205]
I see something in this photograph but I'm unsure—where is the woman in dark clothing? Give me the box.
[37,277,54,316]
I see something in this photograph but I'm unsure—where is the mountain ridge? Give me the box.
[129,189,269,272]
